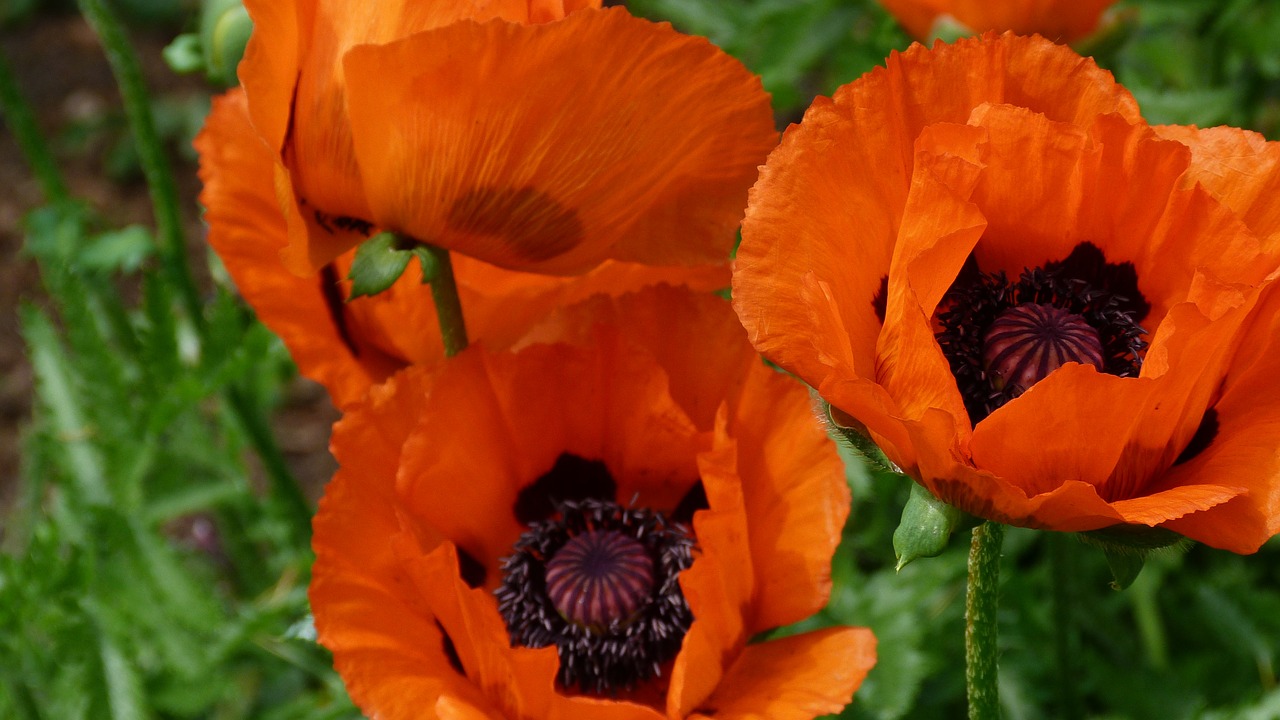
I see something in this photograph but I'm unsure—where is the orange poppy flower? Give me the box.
[196,88,731,409]
[236,0,776,276]
[878,0,1118,43]
[310,286,875,719]
[732,33,1280,553]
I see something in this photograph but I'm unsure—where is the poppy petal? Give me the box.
[669,420,753,718]
[730,362,849,631]
[1155,124,1280,247]
[199,90,730,409]
[315,286,861,715]
[196,89,404,402]
[692,627,877,720]
[736,34,1137,455]
[1158,282,1280,552]
[343,7,775,273]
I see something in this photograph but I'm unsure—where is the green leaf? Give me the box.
[1104,550,1146,591]
[22,305,110,506]
[80,225,155,272]
[346,232,411,300]
[99,636,149,720]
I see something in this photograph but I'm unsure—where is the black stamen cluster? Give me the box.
[936,243,1148,423]
[495,498,695,694]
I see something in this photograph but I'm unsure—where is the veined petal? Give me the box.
[692,628,876,720]
[198,90,728,410]
[343,7,775,274]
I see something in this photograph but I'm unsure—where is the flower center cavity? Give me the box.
[496,497,694,694]
[936,243,1148,422]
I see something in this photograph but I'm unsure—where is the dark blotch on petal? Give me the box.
[1174,408,1219,466]
[312,209,374,237]
[435,619,465,675]
[456,545,487,589]
[448,187,584,262]
[670,480,709,524]
[871,274,888,323]
[514,454,617,525]
[320,263,359,357]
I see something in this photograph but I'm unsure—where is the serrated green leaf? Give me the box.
[22,305,110,505]
[81,225,154,272]
[347,232,411,299]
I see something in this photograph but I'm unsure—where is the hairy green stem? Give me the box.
[0,52,69,204]
[422,244,469,356]
[226,386,314,543]
[76,0,204,327]
[966,521,1005,720]
[1050,534,1084,720]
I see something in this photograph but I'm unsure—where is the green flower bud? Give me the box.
[893,482,965,571]
[201,0,252,87]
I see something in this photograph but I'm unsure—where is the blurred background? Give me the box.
[2,0,1279,717]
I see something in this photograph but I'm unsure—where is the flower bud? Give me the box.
[893,482,965,570]
[201,0,253,87]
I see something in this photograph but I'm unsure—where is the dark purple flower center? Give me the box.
[496,489,695,694]
[982,303,1104,394]
[546,530,655,632]
[936,243,1148,422]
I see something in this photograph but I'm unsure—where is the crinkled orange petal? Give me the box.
[879,0,1118,42]
[198,90,729,410]
[692,627,877,720]
[196,89,404,403]
[1156,124,1280,249]
[343,7,775,274]
[239,0,597,273]
[394,343,702,576]
[877,122,987,437]
[910,409,1125,530]
[399,540,561,719]
[735,34,1137,465]
[669,417,752,718]
[313,379,489,719]
[1157,281,1280,552]
[316,286,859,717]
[524,287,754,431]
[729,359,848,631]
[969,367,1159,495]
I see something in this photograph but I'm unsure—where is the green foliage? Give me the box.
[3,200,357,718]
[625,0,910,121]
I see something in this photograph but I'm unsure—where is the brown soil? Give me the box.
[0,13,337,522]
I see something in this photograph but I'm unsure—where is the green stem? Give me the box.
[966,521,1005,720]
[1050,534,1084,720]
[422,244,469,357]
[225,386,314,543]
[0,52,70,204]
[1130,561,1169,670]
[76,0,204,328]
